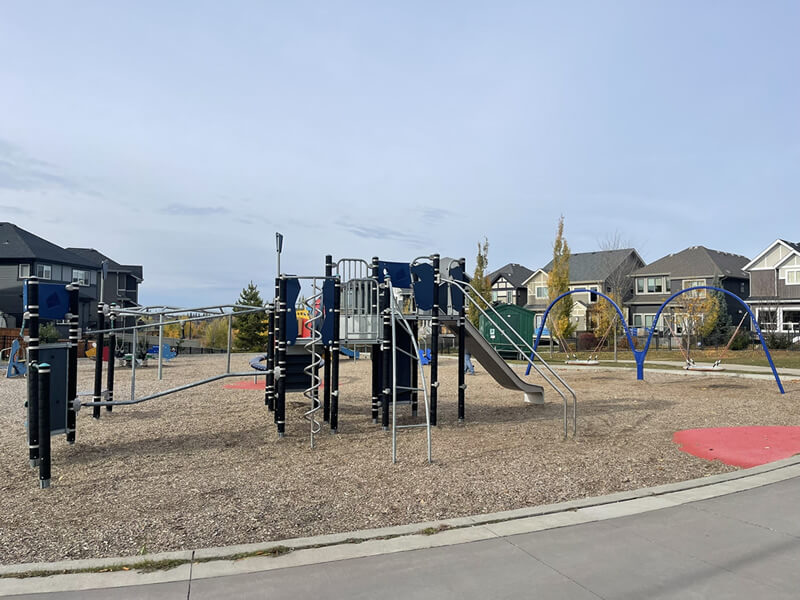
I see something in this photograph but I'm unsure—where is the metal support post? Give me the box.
[226,314,233,374]
[457,257,466,422]
[130,326,138,402]
[430,255,440,426]
[275,277,287,437]
[370,256,380,423]
[66,284,79,443]
[323,255,333,423]
[158,313,164,380]
[107,313,116,413]
[93,303,105,419]
[330,276,341,432]
[37,362,51,489]
[26,277,40,467]
[381,278,392,430]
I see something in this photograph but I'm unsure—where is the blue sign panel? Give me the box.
[23,282,70,320]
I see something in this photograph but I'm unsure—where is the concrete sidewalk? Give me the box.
[3,457,800,599]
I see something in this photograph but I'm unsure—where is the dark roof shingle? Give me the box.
[542,249,640,282]
[0,222,97,269]
[488,263,534,287]
[632,246,749,279]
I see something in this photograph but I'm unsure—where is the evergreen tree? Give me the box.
[468,237,492,328]
[234,281,267,351]
[548,216,576,341]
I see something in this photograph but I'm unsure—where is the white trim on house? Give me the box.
[635,275,671,295]
[18,264,31,279]
[744,239,800,271]
[785,268,800,286]
[521,268,549,286]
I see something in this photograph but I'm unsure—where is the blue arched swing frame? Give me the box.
[525,286,784,394]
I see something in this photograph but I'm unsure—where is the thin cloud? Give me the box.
[0,204,34,215]
[418,207,455,222]
[0,138,97,196]
[160,203,230,216]
[337,220,426,246]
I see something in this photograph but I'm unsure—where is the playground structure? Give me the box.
[21,246,578,488]
[3,338,27,378]
[526,287,785,393]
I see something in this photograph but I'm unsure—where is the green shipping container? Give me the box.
[479,303,535,359]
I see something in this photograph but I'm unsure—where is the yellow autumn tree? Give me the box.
[548,216,576,342]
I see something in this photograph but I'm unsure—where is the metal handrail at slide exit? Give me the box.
[441,276,578,438]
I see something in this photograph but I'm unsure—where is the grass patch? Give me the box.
[1,558,191,580]
[419,524,451,535]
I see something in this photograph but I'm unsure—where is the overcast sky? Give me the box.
[1,1,797,306]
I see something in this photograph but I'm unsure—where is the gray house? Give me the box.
[628,246,750,333]
[744,239,800,335]
[488,263,534,306]
[0,222,100,329]
[67,248,143,308]
[523,248,644,332]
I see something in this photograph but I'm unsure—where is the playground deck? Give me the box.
[1,354,798,566]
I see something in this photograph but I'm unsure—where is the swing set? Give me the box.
[665,311,749,372]
[555,315,617,366]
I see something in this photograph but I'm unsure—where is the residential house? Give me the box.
[0,223,100,329]
[743,239,800,335]
[67,248,144,308]
[488,263,534,306]
[628,246,750,334]
[523,249,644,333]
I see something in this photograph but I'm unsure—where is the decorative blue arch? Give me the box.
[525,289,638,374]
[643,286,783,393]
[525,286,785,394]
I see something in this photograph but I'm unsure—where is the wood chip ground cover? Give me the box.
[1,354,798,565]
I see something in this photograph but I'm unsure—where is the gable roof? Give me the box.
[743,239,800,271]
[67,248,144,281]
[542,249,642,283]
[0,222,97,269]
[632,246,749,279]
[488,263,534,288]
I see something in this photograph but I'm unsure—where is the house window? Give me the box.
[665,279,671,292]
[636,278,644,293]
[787,270,800,285]
[632,314,643,328]
[535,286,548,299]
[18,264,31,279]
[72,269,90,286]
[506,291,513,303]
[683,279,706,298]
[647,277,663,293]
[36,264,52,280]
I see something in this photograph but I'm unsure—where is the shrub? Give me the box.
[40,322,60,343]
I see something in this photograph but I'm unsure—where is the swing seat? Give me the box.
[684,360,725,372]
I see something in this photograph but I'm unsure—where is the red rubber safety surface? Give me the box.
[223,381,266,390]
[673,426,800,468]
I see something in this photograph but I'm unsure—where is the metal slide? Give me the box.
[443,318,544,404]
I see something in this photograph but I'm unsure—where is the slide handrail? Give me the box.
[441,276,577,437]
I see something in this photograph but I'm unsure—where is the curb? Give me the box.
[2,454,800,596]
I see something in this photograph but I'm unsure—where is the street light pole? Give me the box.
[276,232,284,277]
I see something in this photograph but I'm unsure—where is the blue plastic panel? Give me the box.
[285,278,301,346]
[410,263,434,310]
[449,264,465,311]
[321,278,335,345]
[377,261,412,288]
[23,282,70,320]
